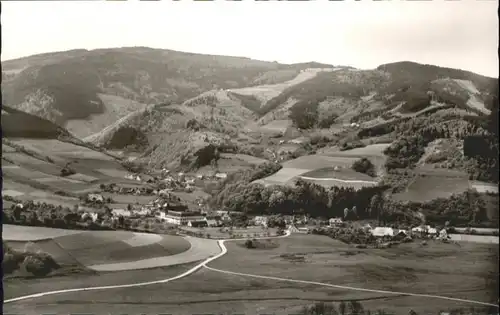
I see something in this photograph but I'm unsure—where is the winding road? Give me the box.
[4,230,499,309]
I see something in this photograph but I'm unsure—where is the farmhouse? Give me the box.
[329,217,343,226]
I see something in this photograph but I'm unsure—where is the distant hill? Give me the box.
[1,47,334,133]
[2,48,498,179]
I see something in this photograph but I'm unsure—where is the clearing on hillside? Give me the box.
[300,167,375,181]
[228,68,336,104]
[65,93,147,138]
[393,175,472,202]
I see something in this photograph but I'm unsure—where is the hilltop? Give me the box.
[2,49,498,188]
[1,47,333,137]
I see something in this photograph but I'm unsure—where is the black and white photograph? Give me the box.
[1,1,499,314]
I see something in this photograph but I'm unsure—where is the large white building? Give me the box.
[160,210,205,225]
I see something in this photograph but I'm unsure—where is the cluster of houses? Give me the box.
[324,217,449,240]
[124,169,228,194]
[99,184,154,196]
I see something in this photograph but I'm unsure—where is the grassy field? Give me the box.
[101,192,156,205]
[283,155,358,170]
[2,138,131,200]
[256,154,364,187]
[3,261,200,301]
[300,167,375,181]
[3,224,84,241]
[393,176,471,202]
[9,139,115,161]
[320,143,391,157]
[5,234,497,315]
[220,153,269,166]
[65,93,147,138]
[3,225,192,268]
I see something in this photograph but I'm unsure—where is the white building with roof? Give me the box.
[371,227,396,237]
[329,217,343,226]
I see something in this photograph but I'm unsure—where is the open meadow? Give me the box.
[255,150,382,188]
[393,175,472,202]
[4,234,498,315]
[300,167,376,181]
[3,225,193,270]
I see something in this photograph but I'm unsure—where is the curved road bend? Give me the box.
[3,232,288,304]
[5,231,499,308]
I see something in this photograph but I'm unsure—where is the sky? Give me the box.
[1,1,498,78]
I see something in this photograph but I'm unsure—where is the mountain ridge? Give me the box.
[2,47,498,179]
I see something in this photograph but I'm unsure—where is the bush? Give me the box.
[2,251,25,274]
[351,158,376,177]
[21,253,60,277]
[244,239,255,249]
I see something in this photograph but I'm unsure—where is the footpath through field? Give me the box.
[4,230,499,309]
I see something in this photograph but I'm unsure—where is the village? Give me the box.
[4,164,488,245]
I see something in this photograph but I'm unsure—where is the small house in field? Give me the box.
[329,217,343,226]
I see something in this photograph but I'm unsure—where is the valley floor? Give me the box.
[4,234,498,315]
